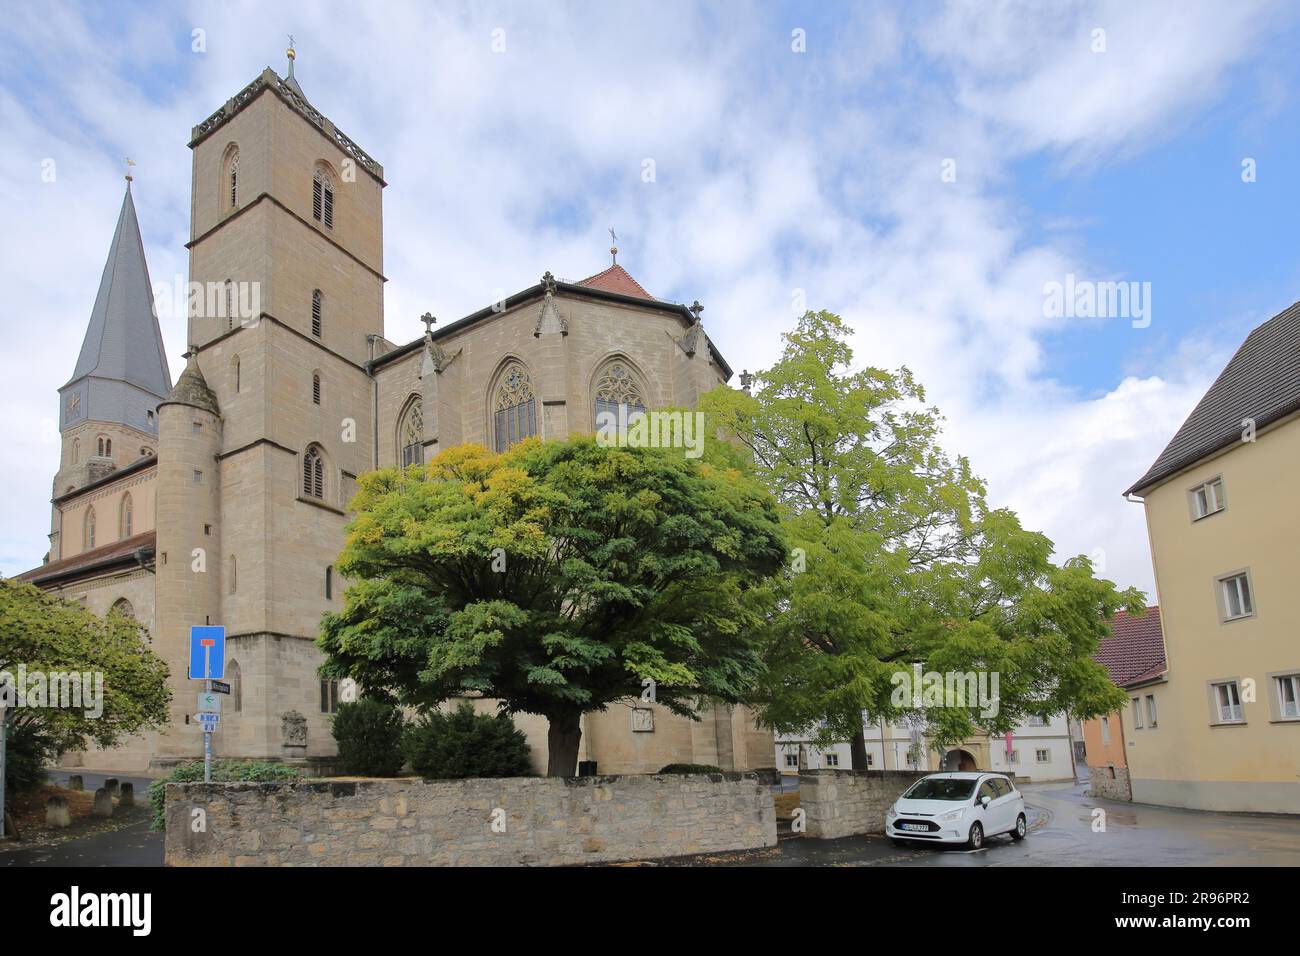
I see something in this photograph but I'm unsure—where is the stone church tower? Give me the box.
[21,51,775,776]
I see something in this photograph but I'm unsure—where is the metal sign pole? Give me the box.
[0,698,7,840]
[203,642,213,784]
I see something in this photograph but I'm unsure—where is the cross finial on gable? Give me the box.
[421,312,436,335]
[689,300,704,323]
[541,271,557,294]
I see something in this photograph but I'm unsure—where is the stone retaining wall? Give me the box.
[800,770,932,839]
[1089,764,1132,801]
[164,772,776,866]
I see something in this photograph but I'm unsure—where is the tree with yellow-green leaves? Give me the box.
[0,579,171,797]
[318,436,787,776]
[702,310,1139,769]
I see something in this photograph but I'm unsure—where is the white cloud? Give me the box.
[0,0,1287,599]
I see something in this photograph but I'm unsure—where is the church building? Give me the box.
[18,51,774,776]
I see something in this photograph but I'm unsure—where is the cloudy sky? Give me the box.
[3,0,1299,596]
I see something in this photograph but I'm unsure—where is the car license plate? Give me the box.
[901,823,928,832]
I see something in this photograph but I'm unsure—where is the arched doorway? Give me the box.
[943,748,977,772]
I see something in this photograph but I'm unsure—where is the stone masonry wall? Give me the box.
[800,770,932,839]
[165,773,776,866]
[1089,764,1133,802]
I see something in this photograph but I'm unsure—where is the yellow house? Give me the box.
[1123,303,1300,813]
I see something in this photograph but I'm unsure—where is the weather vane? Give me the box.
[124,157,136,183]
[286,34,297,76]
[609,227,618,265]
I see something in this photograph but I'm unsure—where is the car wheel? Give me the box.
[966,821,984,850]
[1012,813,1027,841]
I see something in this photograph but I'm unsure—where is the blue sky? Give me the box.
[2,0,1299,596]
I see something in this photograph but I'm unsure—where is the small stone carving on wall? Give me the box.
[631,707,654,733]
[280,710,307,757]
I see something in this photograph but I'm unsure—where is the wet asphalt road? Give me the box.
[655,780,1300,867]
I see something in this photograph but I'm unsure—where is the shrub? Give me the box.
[658,763,724,775]
[331,698,405,777]
[2,722,56,798]
[403,702,532,780]
[148,760,302,830]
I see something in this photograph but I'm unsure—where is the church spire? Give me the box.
[60,181,172,434]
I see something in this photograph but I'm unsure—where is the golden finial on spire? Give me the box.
[286,34,296,76]
[609,226,618,265]
[124,157,136,183]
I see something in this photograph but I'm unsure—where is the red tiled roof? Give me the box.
[16,531,156,586]
[1094,608,1166,688]
[577,264,654,300]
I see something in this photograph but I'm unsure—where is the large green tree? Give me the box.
[0,580,171,794]
[702,310,1139,768]
[318,436,786,776]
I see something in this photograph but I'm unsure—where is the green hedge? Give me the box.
[331,698,405,776]
[658,763,724,775]
[403,702,533,780]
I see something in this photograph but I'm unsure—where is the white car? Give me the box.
[885,772,1027,849]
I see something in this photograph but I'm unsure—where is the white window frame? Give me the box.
[1216,570,1256,622]
[824,753,840,767]
[1145,694,1158,728]
[1189,476,1226,521]
[1132,696,1143,729]
[1211,680,1245,724]
[1006,749,1019,765]
[1035,748,1050,764]
[1272,673,1300,721]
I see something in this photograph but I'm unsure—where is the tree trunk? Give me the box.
[546,712,582,777]
[850,729,870,771]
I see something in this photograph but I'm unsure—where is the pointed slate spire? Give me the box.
[60,182,172,434]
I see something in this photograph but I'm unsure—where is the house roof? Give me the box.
[577,264,654,300]
[1094,608,1166,688]
[1125,301,1300,495]
[15,531,156,587]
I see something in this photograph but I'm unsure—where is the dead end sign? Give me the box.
[188,626,225,681]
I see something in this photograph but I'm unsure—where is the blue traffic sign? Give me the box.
[189,626,225,681]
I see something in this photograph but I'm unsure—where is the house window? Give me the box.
[592,359,648,431]
[1100,715,1111,745]
[193,470,203,484]
[312,289,323,338]
[1132,697,1143,729]
[399,396,424,467]
[493,362,537,452]
[312,372,321,406]
[1190,477,1225,520]
[1145,694,1158,728]
[864,753,874,768]
[1218,571,1255,621]
[303,445,325,500]
[824,753,840,767]
[84,507,96,549]
[192,421,202,434]
[1027,715,1048,727]
[784,753,798,768]
[1212,681,1244,723]
[1035,749,1050,763]
[1007,749,1019,764]
[313,168,334,229]
[1276,674,1300,720]
[120,494,133,537]
[320,679,340,714]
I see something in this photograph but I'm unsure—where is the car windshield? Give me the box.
[903,778,978,801]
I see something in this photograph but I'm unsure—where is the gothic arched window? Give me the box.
[311,289,323,338]
[84,507,96,550]
[110,597,134,620]
[313,167,334,229]
[96,435,111,457]
[399,396,424,467]
[303,445,325,500]
[227,659,242,713]
[593,359,648,430]
[120,493,133,538]
[492,362,537,452]
[227,147,239,209]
